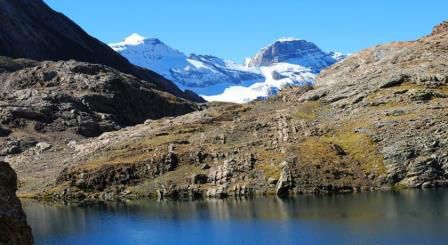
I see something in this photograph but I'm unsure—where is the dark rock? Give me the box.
[408,89,433,101]
[379,75,408,88]
[201,163,211,170]
[0,127,12,137]
[331,144,346,156]
[0,162,34,245]
[191,174,208,184]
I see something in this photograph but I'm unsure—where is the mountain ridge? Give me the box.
[110,34,263,91]
[110,34,345,103]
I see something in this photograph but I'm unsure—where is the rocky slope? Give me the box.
[0,57,198,159]
[0,0,202,102]
[8,21,448,201]
[0,161,33,245]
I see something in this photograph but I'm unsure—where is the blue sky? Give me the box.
[44,0,447,63]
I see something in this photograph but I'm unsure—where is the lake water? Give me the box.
[23,189,448,245]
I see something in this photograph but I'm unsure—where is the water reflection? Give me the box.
[23,189,448,245]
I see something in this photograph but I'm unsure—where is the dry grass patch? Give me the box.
[322,131,385,175]
[78,133,190,170]
[254,149,286,180]
[291,101,321,121]
[297,138,341,165]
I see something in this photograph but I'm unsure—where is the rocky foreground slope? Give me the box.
[0,57,198,159]
[7,21,448,201]
[0,161,33,245]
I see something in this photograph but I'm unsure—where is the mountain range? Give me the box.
[110,35,346,103]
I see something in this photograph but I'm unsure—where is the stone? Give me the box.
[331,144,346,156]
[206,186,227,198]
[407,89,433,101]
[267,177,278,185]
[36,142,52,153]
[201,163,211,170]
[276,161,294,197]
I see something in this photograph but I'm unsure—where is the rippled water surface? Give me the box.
[23,189,448,245]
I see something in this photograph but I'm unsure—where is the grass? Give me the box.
[129,164,203,196]
[77,133,190,170]
[258,163,281,180]
[152,164,202,184]
[322,131,386,175]
[291,101,321,121]
[297,138,341,165]
[434,84,448,96]
[254,149,286,180]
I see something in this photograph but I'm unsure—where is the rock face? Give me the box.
[7,21,448,201]
[245,38,344,73]
[0,57,198,157]
[0,162,33,245]
[0,0,203,102]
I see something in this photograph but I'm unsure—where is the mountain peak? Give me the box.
[245,38,342,72]
[123,33,147,45]
[276,37,303,42]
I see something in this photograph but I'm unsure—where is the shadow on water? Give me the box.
[23,189,448,245]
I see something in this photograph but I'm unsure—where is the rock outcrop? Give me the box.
[431,21,448,36]
[0,0,203,102]
[0,57,198,157]
[245,38,343,73]
[0,162,33,245]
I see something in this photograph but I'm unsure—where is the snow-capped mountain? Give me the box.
[204,38,346,103]
[109,34,263,94]
[110,34,346,103]
[245,38,344,72]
